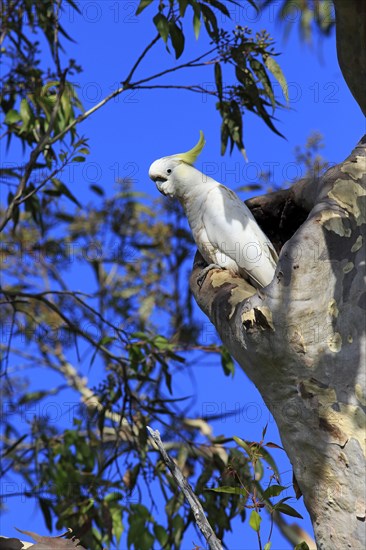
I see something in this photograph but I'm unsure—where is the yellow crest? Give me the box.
[172,131,205,165]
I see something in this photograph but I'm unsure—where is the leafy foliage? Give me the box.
[209,428,303,548]
[1,179,295,548]
[260,0,335,43]
[213,26,287,156]
[133,0,288,156]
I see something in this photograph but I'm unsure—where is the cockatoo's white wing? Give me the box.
[201,185,278,287]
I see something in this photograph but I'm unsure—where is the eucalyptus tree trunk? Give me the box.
[190,136,366,548]
[190,2,366,544]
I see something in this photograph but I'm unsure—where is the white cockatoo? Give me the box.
[149,131,278,288]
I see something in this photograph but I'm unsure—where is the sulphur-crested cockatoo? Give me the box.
[149,131,278,288]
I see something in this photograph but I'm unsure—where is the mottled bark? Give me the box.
[190,136,366,549]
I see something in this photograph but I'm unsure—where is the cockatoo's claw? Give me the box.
[197,263,222,289]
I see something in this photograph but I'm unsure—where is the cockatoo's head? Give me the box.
[149,131,205,198]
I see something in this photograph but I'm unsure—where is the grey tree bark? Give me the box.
[190,2,365,547]
[191,135,366,549]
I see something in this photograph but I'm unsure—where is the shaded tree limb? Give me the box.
[333,0,366,116]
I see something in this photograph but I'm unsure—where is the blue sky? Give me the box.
[1,1,365,549]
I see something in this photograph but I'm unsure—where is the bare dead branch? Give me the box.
[147,426,223,550]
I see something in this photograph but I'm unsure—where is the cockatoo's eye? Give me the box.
[167,169,172,174]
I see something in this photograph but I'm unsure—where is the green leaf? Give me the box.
[264,56,289,102]
[19,99,33,132]
[39,498,53,531]
[59,183,81,207]
[178,0,190,17]
[5,110,22,124]
[206,0,230,17]
[65,0,81,14]
[110,505,124,544]
[257,445,280,478]
[52,178,81,207]
[249,58,275,110]
[274,502,303,519]
[265,441,284,450]
[201,4,219,38]
[135,0,154,15]
[131,331,150,340]
[169,22,185,59]
[153,13,170,43]
[262,423,268,440]
[254,456,264,480]
[294,542,310,550]
[19,390,55,404]
[214,62,223,101]
[139,295,155,322]
[153,335,171,350]
[249,510,261,532]
[153,524,168,546]
[262,485,287,499]
[220,118,230,156]
[233,436,252,456]
[165,493,184,516]
[220,346,234,376]
[239,0,258,12]
[172,514,184,546]
[193,12,201,39]
[90,184,105,196]
[100,336,116,346]
[130,503,152,520]
[72,155,86,162]
[207,486,247,496]
[140,530,155,550]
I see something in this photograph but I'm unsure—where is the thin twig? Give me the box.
[48,84,125,146]
[133,84,218,95]
[147,426,223,550]
[123,34,161,85]
[130,48,217,88]
[15,153,72,206]
[49,47,218,147]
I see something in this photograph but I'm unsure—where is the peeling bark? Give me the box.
[190,136,366,549]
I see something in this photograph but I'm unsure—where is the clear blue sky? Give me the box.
[1,1,365,549]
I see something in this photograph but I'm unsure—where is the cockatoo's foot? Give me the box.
[197,263,222,288]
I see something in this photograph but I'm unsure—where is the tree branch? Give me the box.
[48,48,217,147]
[190,135,366,549]
[132,84,218,96]
[129,48,217,88]
[123,34,161,85]
[147,426,223,550]
[333,0,366,116]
